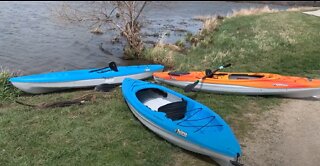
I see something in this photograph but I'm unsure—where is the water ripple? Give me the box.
[0,1,287,74]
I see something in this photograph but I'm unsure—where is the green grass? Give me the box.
[1,11,320,166]
[169,12,320,140]
[173,12,320,77]
[0,71,22,102]
[0,89,174,166]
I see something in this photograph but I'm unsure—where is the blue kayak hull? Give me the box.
[9,65,164,94]
[122,78,242,166]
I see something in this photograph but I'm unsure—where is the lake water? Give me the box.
[0,1,288,74]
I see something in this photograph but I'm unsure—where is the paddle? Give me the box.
[89,61,119,73]
[183,63,231,93]
[109,61,118,72]
[92,62,119,92]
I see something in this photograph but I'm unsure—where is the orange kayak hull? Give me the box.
[153,71,320,98]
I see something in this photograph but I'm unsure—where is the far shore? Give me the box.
[234,1,320,7]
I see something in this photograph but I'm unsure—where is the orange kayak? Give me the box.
[153,71,320,98]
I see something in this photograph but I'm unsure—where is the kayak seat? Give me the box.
[158,100,187,121]
[168,71,190,76]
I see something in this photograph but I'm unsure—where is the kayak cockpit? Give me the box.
[208,72,266,80]
[228,74,265,80]
[136,88,187,121]
[135,88,224,130]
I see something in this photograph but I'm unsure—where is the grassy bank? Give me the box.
[1,10,320,166]
[145,11,320,77]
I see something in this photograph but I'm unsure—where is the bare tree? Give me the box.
[56,1,148,59]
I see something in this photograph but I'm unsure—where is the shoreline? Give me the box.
[1,8,320,166]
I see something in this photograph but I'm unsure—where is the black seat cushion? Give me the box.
[158,100,187,121]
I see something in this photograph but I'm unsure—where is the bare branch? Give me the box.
[57,1,148,58]
[108,7,118,17]
[134,1,147,23]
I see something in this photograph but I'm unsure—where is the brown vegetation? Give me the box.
[56,1,148,59]
[228,6,278,17]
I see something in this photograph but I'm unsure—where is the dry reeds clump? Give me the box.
[181,15,222,47]
[193,15,215,22]
[147,43,176,67]
[193,15,224,34]
[202,16,220,33]
[228,6,278,17]
[155,31,184,52]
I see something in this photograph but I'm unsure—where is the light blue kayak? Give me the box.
[9,64,164,94]
[122,78,242,166]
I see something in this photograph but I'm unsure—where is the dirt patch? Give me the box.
[242,98,320,166]
[172,150,215,166]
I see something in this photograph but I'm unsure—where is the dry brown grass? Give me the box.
[155,32,184,52]
[202,17,220,33]
[193,15,216,22]
[228,6,319,17]
[193,15,225,34]
[142,30,184,67]
[144,43,178,67]
[228,6,278,17]
[195,6,279,37]
[90,27,103,34]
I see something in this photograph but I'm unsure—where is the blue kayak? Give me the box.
[122,78,242,166]
[9,64,164,94]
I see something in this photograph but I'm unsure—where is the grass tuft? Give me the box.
[0,69,22,102]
